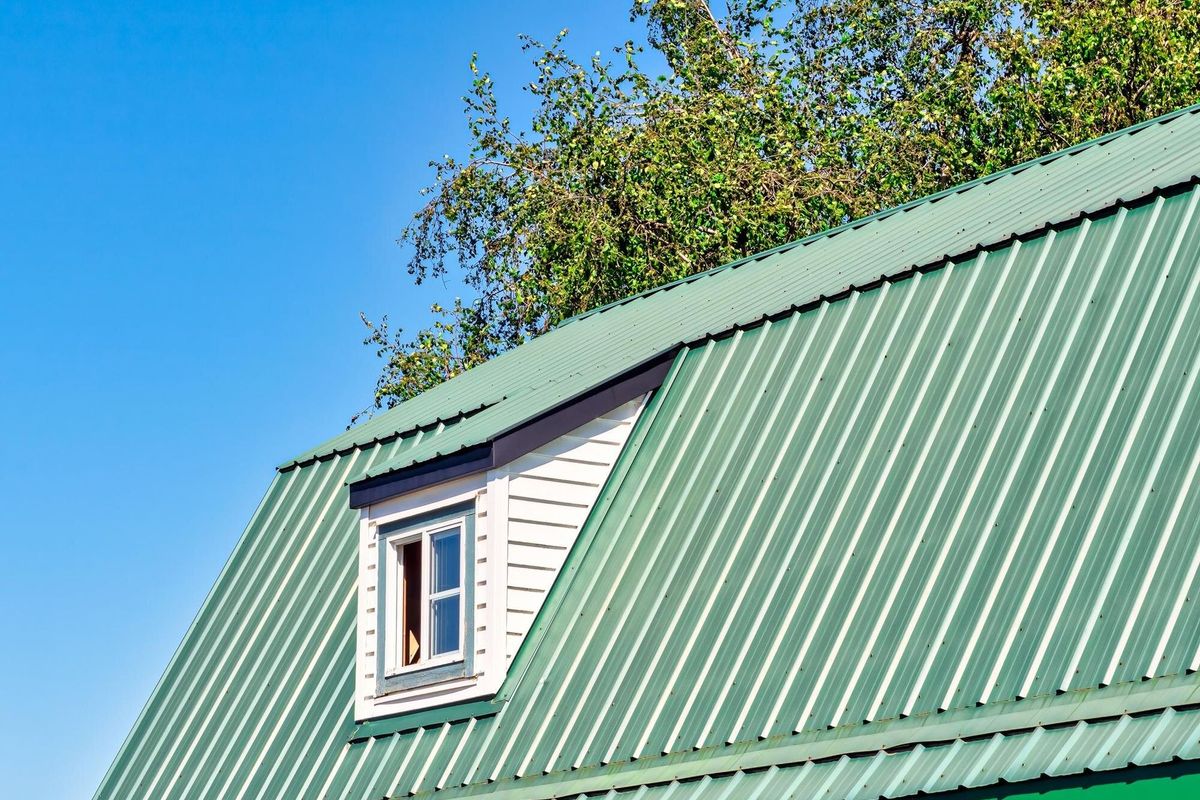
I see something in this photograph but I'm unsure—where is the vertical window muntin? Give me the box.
[381,516,467,678]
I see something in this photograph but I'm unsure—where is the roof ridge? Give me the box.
[558,101,1200,327]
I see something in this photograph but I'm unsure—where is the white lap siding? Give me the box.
[498,397,646,659]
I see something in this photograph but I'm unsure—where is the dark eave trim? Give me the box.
[492,352,674,467]
[348,352,675,509]
[349,444,493,509]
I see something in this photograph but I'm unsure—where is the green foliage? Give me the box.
[364,0,1200,409]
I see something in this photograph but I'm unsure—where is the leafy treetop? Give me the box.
[361,0,1200,414]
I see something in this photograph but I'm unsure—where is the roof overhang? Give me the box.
[347,352,675,509]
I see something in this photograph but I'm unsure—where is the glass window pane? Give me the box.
[431,528,461,593]
[431,594,461,656]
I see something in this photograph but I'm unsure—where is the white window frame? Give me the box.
[381,518,467,677]
[356,477,491,720]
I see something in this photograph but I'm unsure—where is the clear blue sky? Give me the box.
[0,3,639,796]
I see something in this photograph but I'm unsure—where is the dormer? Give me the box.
[350,363,665,722]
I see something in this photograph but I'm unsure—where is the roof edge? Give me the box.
[278,400,499,473]
[298,174,1200,487]
[283,101,1200,474]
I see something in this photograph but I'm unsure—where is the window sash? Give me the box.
[382,518,466,677]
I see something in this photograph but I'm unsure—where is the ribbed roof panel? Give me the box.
[567,708,1200,800]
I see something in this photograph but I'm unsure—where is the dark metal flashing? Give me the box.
[492,353,673,466]
[349,444,492,509]
[348,353,673,509]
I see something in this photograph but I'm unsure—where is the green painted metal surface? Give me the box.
[96,109,1200,800]
[290,104,1200,483]
[520,707,1200,799]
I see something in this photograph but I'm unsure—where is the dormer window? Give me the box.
[354,395,648,722]
[375,503,474,695]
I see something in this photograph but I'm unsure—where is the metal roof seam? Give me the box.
[95,104,1200,800]
[404,707,1200,800]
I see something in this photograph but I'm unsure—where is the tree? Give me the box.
[362,0,1200,411]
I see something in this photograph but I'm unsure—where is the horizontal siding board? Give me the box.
[508,475,600,507]
[507,567,555,597]
[508,542,569,572]
[507,497,590,526]
[562,415,636,442]
[525,436,625,465]
[505,452,614,484]
[507,519,579,548]
[507,587,553,615]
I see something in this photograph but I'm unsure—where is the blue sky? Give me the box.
[0,3,639,796]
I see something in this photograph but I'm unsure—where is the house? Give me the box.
[95,102,1200,800]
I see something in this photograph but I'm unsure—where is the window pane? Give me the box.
[431,594,460,656]
[431,528,461,593]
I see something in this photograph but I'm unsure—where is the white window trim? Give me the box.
[356,474,497,722]
[373,501,475,699]
[380,517,467,677]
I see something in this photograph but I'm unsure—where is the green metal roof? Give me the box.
[540,706,1200,800]
[284,103,1200,484]
[97,106,1200,800]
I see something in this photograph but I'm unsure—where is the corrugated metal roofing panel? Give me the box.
[92,430,426,800]
[290,104,1200,474]
[97,181,1200,800]
[543,708,1200,799]
[495,189,1200,770]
